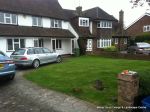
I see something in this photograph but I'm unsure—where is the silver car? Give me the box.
[10,47,62,68]
[128,42,150,55]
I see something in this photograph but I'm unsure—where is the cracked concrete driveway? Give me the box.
[0,69,103,112]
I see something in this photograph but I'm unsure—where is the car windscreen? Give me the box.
[137,43,150,48]
[12,49,26,55]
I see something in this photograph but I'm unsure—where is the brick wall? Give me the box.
[126,15,150,36]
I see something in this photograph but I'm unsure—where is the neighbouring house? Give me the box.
[64,7,128,54]
[0,0,78,56]
[126,13,150,36]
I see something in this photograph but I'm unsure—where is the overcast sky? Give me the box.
[58,0,149,28]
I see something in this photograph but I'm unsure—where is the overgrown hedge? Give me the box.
[130,33,150,45]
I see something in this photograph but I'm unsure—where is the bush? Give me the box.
[135,32,150,43]
[103,46,117,52]
[73,48,80,57]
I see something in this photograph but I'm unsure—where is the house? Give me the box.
[64,7,128,54]
[0,0,78,56]
[126,13,150,36]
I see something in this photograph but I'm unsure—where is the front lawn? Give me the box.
[24,56,150,106]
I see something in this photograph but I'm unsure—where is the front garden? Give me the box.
[24,56,150,106]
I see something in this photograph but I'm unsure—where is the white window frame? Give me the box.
[124,38,127,44]
[32,17,42,27]
[79,17,89,27]
[86,39,93,51]
[0,12,17,25]
[56,39,62,49]
[143,25,150,32]
[97,21,112,28]
[114,38,118,44]
[51,19,62,28]
[7,38,25,51]
[97,39,112,48]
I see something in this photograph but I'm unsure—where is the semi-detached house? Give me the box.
[0,0,78,56]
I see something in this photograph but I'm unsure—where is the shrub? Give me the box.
[103,46,117,52]
[135,32,150,43]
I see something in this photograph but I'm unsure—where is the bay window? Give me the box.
[97,39,112,48]
[7,39,25,51]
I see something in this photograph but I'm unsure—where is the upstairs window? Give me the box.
[51,19,62,28]
[79,17,89,27]
[143,25,150,32]
[0,12,17,25]
[97,21,112,28]
[32,17,42,27]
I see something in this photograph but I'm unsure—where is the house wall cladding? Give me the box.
[126,15,150,36]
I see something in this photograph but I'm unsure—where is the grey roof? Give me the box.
[0,0,67,20]
[84,7,117,21]
[64,7,118,21]
[0,24,75,38]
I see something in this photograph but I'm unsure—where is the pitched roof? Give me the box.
[0,0,67,20]
[125,13,150,30]
[0,24,74,38]
[84,7,117,21]
[64,7,118,21]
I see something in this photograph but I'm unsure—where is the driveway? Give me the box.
[0,69,103,112]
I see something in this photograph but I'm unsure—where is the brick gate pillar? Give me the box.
[118,70,139,106]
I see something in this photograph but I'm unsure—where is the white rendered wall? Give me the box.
[0,38,8,55]
[62,21,69,30]
[43,18,50,28]
[68,23,79,48]
[43,39,51,50]
[56,39,71,55]
[90,21,93,34]
[18,14,32,26]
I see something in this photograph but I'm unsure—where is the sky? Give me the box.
[58,0,150,28]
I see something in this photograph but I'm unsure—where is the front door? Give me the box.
[86,39,93,51]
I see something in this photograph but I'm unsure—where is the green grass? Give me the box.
[24,56,150,106]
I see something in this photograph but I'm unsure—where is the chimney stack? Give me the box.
[119,10,124,29]
[76,6,82,16]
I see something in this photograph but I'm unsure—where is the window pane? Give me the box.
[51,19,54,27]
[56,40,59,49]
[5,18,11,23]
[12,14,17,24]
[59,40,62,48]
[14,44,19,50]
[32,17,37,26]
[14,39,19,42]
[20,39,25,48]
[52,40,56,50]
[43,48,50,53]
[27,49,35,55]
[38,18,42,26]
[0,12,4,23]
[5,13,10,17]
[39,39,44,47]
[58,20,62,28]
[7,39,13,50]
[34,40,39,47]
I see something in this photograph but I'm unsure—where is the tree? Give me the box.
[130,0,150,8]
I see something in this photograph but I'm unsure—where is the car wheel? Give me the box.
[8,74,15,80]
[32,59,40,68]
[56,56,62,63]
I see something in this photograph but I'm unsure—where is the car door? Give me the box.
[34,48,46,64]
[43,48,57,62]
